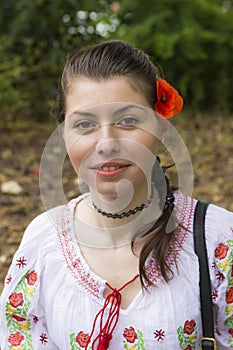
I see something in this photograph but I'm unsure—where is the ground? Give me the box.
[0,111,232,293]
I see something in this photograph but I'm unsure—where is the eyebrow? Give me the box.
[69,110,96,118]
[112,104,145,116]
[69,104,146,119]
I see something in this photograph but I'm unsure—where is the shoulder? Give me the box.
[20,204,65,247]
[204,202,233,282]
[205,203,233,244]
[19,193,87,248]
[174,192,233,254]
[174,192,232,240]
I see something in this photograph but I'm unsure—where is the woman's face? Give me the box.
[64,77,161,201]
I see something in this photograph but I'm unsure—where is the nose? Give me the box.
[95,124,120,155]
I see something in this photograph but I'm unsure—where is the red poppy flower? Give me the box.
[154,77,183,119]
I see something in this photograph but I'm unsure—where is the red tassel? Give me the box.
[97,334,112,349]
[85,274,139,350]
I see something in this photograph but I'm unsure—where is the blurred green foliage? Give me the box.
[114,0,233,112]
[0,0,117,120]
[0,0,233,121]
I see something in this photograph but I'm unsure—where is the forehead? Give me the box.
[67,103,153,122]
[65,77,151,116]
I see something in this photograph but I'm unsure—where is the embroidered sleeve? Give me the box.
[0,213,59,350]
[0,246,42,349]
[206,205,233,348]
[212,239,233,348]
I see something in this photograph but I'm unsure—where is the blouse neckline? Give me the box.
[56,191,196,305]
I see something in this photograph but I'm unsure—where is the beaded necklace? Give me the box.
[92,186,154,219]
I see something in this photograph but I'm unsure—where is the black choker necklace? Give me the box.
[92,186,154,219]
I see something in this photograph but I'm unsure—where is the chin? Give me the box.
[92,178,146,203]
[91,181,119,201]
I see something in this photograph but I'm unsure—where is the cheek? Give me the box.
[137,132,159,155]
[66,139,87,174]
[67,147,82,174]
[66,137,95,176]
[65,133,93,172]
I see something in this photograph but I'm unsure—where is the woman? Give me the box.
[0,40,232,350]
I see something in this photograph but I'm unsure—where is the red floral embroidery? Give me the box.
[57,201,101,298]
[6,275,12,284]
[184,345,192,350]
[123,326,138,343]
[183,320,196,335]
[8,332,24,346]
[33,315,39,323]
[215,243,229,260]
[212,261,216,268]
[16,256,27,268]
[216,271,225,282]
[212,289,218,302]
[76,331,90,347]
[226,287,233,304]
[229,328,233,337]
[9,292,24,308]
[26,270,38,285]
[59,194,194,297]
[145,193,195,286]
[12,315,27,322]
[39,333,48,345]
[154,77,183,119]
[154,329,165,341]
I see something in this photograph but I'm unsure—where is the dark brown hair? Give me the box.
[57,40,160,123]
[57,40,176,286]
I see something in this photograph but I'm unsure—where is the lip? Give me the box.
[92,162,131,177]
[92,161,129,169]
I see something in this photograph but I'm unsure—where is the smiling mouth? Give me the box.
[98,165,125,171]
[93,162,130,169]
[93,163,131,177]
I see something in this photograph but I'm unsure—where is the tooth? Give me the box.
[100,166,121,171]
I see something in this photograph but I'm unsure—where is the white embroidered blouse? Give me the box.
[0,192,233,350]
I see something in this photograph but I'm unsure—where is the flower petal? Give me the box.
[154,78,183,119]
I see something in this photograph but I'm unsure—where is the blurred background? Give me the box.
[0,0,232,292]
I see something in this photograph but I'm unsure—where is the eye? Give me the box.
[74,120,97,131]
[117,116,139,128]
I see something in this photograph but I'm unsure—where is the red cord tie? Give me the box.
[85,274,139,350]
[97,333,112,350]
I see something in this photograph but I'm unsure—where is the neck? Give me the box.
[90,182,154,217]
[92,185,154,220]
[74,190,162,249]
